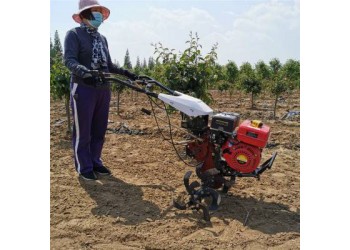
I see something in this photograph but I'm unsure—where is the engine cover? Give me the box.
[222,140,261,173]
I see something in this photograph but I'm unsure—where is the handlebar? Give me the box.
[97,71,179,97]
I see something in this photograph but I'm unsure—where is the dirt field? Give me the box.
[50,89,300,249]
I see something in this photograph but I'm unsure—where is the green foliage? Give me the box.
[255,60,271,81]
[267,58,290,119]
[225,61,239,84]
[124,49,132,69]
[239,62,255,78]
[239,62,262,108]
[267,58,288,96]
[50,30,69,100]
[240,77,262,96]
[270,78,288,97]
[148,57,155,70]
[269,58,282,75]
[281,59,300,90]
[255,60,271,90]
[50,37,54,57]
[52,30,63,58]
[153,32,218,104]
[142,58,147,70]
[134,56,142,75]
[218,82,230,92]
[50,55,70,100]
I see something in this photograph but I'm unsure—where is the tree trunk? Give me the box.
[273,95,278,119]
[251,92,254,109]
[65,95,71,133]
[117,90,121,115]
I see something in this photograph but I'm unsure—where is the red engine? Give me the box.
[222,140,262,173]
[177,112,276,221]
[185,113,271,189]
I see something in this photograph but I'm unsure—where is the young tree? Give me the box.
[142,58,147,70]
[148,57,155,70]
[50,32,72,132]
[269,58,282,75]
[50,37,55,67]
[134,56,142,75]
[226,61,239,85]
[282,59,300,91]
[268,58,288,119]
[239,62,262,108]
[270,78,288,119]
[123,49,132,70]
[153,32,218,104]
[53,30,63,57]
[255,60,271,89]
[50,54,72,133]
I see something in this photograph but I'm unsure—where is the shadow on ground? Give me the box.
[78,174,162,225]
[164,192,300,235]
[79,175,299,234]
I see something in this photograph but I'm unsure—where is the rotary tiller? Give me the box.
[99,73,277,221]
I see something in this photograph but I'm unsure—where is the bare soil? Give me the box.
[50,89,300,249]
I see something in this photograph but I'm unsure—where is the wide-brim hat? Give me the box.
[72,0,110,24]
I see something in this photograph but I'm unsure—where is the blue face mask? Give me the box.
[88,12,103,28]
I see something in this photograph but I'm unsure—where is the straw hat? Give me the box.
[72,0,110,24]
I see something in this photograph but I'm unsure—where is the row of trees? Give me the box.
[50,30,300,132]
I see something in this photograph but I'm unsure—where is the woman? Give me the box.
[64,0,137,180]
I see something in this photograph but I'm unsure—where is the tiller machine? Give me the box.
[100,73,277,221]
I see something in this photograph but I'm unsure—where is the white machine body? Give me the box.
[158,91,213,117]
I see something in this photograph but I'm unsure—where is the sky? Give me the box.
[50,0,300,67]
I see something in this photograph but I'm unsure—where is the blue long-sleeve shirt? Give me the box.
[64,26,132,85]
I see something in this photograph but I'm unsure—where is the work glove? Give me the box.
[83,69,99,78]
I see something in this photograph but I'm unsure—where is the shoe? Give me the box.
[80,171,98,181]
[93,165,111,175]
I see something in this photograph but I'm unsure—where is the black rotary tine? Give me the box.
[197,202,211,221]
[184,171,194,194]
[189,181,200,191]
[173,200,187,210]
[206,188,221,211]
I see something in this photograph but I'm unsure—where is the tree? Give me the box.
[123,49,132,69]
[268,58,288,119]
[269,78,288,119]
[281,59,300,91]
[142,58,147,70]
[148,57,155,70]
[239,62,262,108]
[53,30,63,57]
[153,32,218,104]
[50,54,72,133]
[50,37,55,67]
[225,61,239,85]
[269,58,282,75]
[50,32,72,133]
[222,61,239,97]
[134,56,142,75]
[255,60,271,89]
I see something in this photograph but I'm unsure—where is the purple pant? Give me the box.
[70,82,111,174]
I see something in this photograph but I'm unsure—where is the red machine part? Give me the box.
[236,120,270,148]
[222,140,261,173]
[186,134,215,172]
